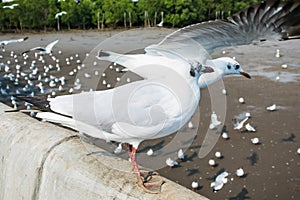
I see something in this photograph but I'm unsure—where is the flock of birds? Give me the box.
[1,0,300,196]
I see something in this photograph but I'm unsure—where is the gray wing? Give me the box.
[146,0,300,65]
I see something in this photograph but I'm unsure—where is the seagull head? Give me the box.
[190,64,214,79]
[218,57,251,79]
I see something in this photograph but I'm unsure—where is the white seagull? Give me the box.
[3,4,18,9]
[18,0,300,194]
[0,37,28,48]
[22,40,59,55]
[110,1,299,89]
[55,11,67,19]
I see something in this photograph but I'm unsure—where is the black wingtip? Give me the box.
[14,95,51,111]
[24,36,29,41]
[98,50,110,57]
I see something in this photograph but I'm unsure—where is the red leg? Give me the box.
[126,144,164,193]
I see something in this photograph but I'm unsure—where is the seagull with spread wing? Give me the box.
[22,40,59,55]
[105,0,299,88]
[19,0,300,194]
[0,37,28,48]
[3,3,18,9]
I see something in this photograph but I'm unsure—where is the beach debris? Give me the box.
[267,104,277,111]
[245,123,256,132]
[209,111,221,129]
[238,97,245,104]
[210,171,229,192]
[276,76,280,81]
[297,148,300,155]
[208,159,216,167]
[188,121,194,129]
[114,143,122,154]
[232,117,248,130]
[235,168,245,177]
[166,158,178,167]
[215,151,222,159]
[177,149,185,160]
[146,148,154,156]
[251,137,260,145]
[191,181,199,190]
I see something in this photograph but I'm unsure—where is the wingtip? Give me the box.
[96,50,110,60]
[24,36,29,41]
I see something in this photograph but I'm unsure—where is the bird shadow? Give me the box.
[206,168,225,181]
[185,152,198,162]
[139,140,165,152]
[187,168,200,176]
[229,188,250,200]
[281,133,296,142]
[246,152,258,166]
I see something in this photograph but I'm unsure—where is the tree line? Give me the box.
[0,0,259,32]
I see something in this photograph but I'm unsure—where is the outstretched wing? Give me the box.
[146,0,300,65]
[7,36,29,44]
[21,47,45,54]
[45,40,59,52]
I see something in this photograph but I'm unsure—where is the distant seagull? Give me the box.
[157,20,163,27]
[209,111,221,129]
[266,104,277,111]
[55,11,67,19]
[177,149,185,160]
[211,171,229,192]
[22,40,59,55]
[2,0,15,2]
[245,123,256,132]
[3,4,18,9]
[0,37,28,48]
[232,117,248,130]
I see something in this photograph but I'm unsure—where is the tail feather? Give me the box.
[36,112,113,142]
[14,95,51,111]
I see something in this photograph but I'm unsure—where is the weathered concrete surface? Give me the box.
[0,103,209,200]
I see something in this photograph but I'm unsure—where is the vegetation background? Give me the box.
[0,0,259,32]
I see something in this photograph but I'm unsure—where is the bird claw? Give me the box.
[135,170,164,194]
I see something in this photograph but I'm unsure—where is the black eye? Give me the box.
[190,69,195,77]
[235,65,240,70]
[227,65,231,70]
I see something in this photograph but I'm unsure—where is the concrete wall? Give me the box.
[0,103,208,200]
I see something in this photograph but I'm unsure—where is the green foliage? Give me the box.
[0,0,261,31]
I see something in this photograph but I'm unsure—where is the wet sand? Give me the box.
[0,29,299,199]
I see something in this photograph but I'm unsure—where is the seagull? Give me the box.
[3,4,18,9]
[19,57,213,193]
[209,111,221,129]
[211,171,229,192]
[157,20,163,27]
[232,117,248,130]
[245,123,256,132]
[22,40,59,55]
[177,149,185,160]
[109,1,299,89]
[266,104,277,111]
[55,11,67,19]
[17,0,300,194]
[0,37,28,48]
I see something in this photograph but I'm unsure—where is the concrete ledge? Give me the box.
[0,103,208,200]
